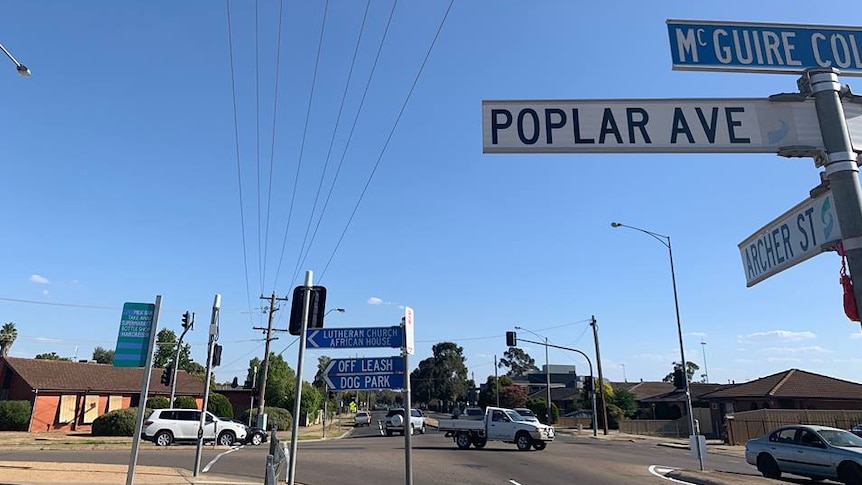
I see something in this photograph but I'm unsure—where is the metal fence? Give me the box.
[264,425,287,485]
[725,409,862,445]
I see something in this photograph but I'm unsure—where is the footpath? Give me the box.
[0,424,775,485]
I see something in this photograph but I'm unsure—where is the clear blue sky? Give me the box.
[2,1,861,388]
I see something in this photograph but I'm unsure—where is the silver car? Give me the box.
[745,424,862,483]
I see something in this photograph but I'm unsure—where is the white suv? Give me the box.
[142,409,248,446]
[385,408,426,435]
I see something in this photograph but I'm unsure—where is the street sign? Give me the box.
[404,307,414,355]
[323,356,406,391]
[668,19,862,76]
[483,98,839,154]
[739,190,841,287]
[306,326,403,349]
[113,302,156,367]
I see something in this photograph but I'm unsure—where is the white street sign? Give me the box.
[739,190,841,287]
[483,98,862,154]
[404,307,414,355]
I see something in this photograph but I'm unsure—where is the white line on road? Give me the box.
[509,480,523,485]
[647,465,695,484]
[202,446,242,473]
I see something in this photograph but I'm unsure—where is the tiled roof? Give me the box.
[613,381,675,401]
[699,368,862,400]
[2,357,205,395]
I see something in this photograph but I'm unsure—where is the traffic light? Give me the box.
[212,344,223,367]
[289,286,327,336]
[181,311,193,329]
[506,331,517,347]
[160,366,172,386]
[673,365,685,389]
[584,378,593,393]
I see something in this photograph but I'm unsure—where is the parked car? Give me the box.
[354,411,372,427]
[851,423,862,437]
[513,408,540,424]
[384,408,426,435]
[142,409,248,447]
[745,424,862,482]
[220,418,267,446]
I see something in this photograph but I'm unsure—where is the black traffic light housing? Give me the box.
[289,286,327,336]
[181,311,193,329]
[584,377,593,393]
[212,344,223,367]
[160,366,172,386]
[506,331,517,347]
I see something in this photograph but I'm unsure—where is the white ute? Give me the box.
[437,406,554,451]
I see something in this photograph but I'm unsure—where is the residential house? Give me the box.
[0,356,205,432]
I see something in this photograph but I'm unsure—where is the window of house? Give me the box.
[82,395,99,424]
[59,395,76,423]
[107,395,123,412]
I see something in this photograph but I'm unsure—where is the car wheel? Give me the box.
[218,431,236,447]
[420,424,426,434]
[757,453,781,479]
[515,432,532,451]
[839,461,862,485]
[472,437,487,449]
[250,432,264,446]
[154,430,173,447]
[455,432,472,449]
[533,441,547,450]
[386,430,393,436]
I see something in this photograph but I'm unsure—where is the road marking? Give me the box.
[648,465,694,484]
[509,480,523,485]
[202,446,241,473]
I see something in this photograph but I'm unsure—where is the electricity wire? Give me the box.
[263,0,286,293]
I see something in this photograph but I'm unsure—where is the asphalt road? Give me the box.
[0,421,766,485]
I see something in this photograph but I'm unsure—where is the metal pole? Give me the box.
[668,239,703,471]
[323,383,327,439]
[257,293,277,428]
[288,271,313,485]
[169,317,193,406]
[0,42,30,76]
[125,295,161,485]
[700,340,709,383]
[805,70,862,317]
[194,294,220,477]
[403,350,413,485]
[590,316,609,435]
[494,355,500,407]
[249,366,258,427]
[544,337,551,425]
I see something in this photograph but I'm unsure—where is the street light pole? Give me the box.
[515,326,552,425]
[700,340,709,383]
[611,222,704,471]
[0,42,30,76]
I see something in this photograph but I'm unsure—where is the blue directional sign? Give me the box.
[306,326,403,349]
[322,356,406,391]
[668,19,862,76]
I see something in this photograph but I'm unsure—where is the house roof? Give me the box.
[1,357,205,395]
[699,368,862,400]
[613,381,675,401]
[639,383,728,403]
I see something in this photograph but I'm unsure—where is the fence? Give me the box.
[264,424,287,485]
[725,409,862,445]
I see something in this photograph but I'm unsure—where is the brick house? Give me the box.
[0,356,205,432]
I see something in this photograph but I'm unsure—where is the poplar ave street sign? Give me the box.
[483,98,862,154]
[739,190,842,287]
[667,19,862,76]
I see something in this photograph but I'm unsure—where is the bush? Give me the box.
[0,400,31,431]
[146,396,170,409]
[240,406,292,431]
[174,396,197,409]
[207,393,233,418]
[91,407,146,436]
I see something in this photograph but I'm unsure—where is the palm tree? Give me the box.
[0,322,18,357]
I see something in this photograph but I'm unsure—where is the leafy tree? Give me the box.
[244,357,262,389]
[498,347,539,377]
[0,400,31,430]
[207,393,233,418]
[499,384,528,408]
[174,396,197,409]
[312,355,331,390]
[612,388,637,418]
[410,357,436,405]
[153,328,199,373]
[35,352,68,360]
[286,382,322,419]
[526,397,559,424]
[246,353,296,409]
[0,322,17,357]
[478,375,513,408]
[146,396,170,409]
[92,346,114,364]
[431,342,469,405]
[662,361,700,383]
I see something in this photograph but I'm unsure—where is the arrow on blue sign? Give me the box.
[323,357,405,391]
[306,326,403,349]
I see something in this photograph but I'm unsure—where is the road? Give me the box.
[0,420,764,484]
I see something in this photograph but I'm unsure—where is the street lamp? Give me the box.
[620,363,627,383]
[610,221,704,471]
[700,340,709,383]
[0,42,30,77]
[325,308,345,317]
[514,326,552,425]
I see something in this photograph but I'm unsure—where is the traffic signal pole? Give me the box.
[169,312,194,406]
[193,294,220,477]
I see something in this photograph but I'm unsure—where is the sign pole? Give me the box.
[805,69,862,318]
[194,294,220,477]
[288,270,313,485]
[125,295,161,485]
[402,313,413,485]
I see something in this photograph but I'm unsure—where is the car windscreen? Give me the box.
[819,429,862,447]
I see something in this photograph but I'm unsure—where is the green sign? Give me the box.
[113,302,156,367]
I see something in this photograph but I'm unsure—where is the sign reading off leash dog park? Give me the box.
[323,357,405,391]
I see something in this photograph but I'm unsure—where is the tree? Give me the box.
[498,347,539,377]
[499,384,528,408]
[247,353,296,409]
[478,375,513,408]
[92,346,114,364]
[662,361,700,383]
[410,357,436,407]
[312,355,331,390]
[611,387,637,418]
[153,328,195,370]
[35,352,69,361]
[432,342,469,406]
[0,322,17,357]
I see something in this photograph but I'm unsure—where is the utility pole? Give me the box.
[494,355,500,407]
[254,292,289,429]
[590,315,609,435]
